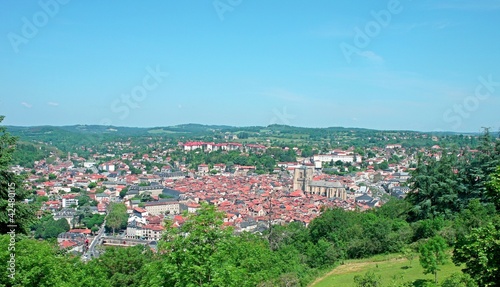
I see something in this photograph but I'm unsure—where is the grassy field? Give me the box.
[147,129,183,134]
[310,253,463,287]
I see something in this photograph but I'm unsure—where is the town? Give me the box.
[8,126,451,259]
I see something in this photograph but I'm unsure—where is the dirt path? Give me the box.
[308,258,406,286]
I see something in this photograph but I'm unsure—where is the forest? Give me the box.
[1,119,500,286]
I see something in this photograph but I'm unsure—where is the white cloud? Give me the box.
[388,21,457,35]
[21,102,32,108]
[405,21,455,31]
[357,50,384,63]
[48,102,59,106]
[436,21,453,29]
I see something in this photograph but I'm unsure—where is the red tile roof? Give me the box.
[60,240,77,249]
[69,228,92,234]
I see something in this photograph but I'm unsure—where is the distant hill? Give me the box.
[6,123,480,136]
[7,125,146,136]
[5,124,485,155]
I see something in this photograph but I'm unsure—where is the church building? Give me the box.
[292,166,347,200]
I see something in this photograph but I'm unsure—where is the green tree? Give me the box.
[77,194,92,206]
[453,199,495,242]
[144,203,234,286]
[453,222,500,287]
[0,116,37,235]
[138,192,153,202]
[36,195,49,203]
[353,271,381,287]
[301,146,314,157]
[81,213,105,229]
[142,203,279,287]
[119,187,128,199]
[412,217,446,241]
[486,166,500,210]
[306,238,340,268]
[71,187,82,193]
[419,235,448,284]
[33,216,71,239]
[375,197,411,220]
[402,246,415,267]
[73,260,112,287]
[406,130,499,222]
[105,203,128,235]
[379,161,389,170]
[90,245,153,287]
[459,129,500,206]
[0,235,79,286]
[406,152,462,221]
[440,273,477,287]
[55,217,70,232]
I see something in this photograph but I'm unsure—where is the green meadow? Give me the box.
[311,253,464,287]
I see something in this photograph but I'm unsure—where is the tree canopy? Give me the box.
[419,235,448,284]
[0,116,37,235]
[453,221,500,287]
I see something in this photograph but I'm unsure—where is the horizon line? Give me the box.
[3,123,489,135]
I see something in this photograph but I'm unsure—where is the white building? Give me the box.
[144,201,180,216]
[62,198,79,208]
[98,162,116,172]
[83,162,97,168]
[313,152,361,168]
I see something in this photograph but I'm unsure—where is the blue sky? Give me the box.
[1,0,499,132]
